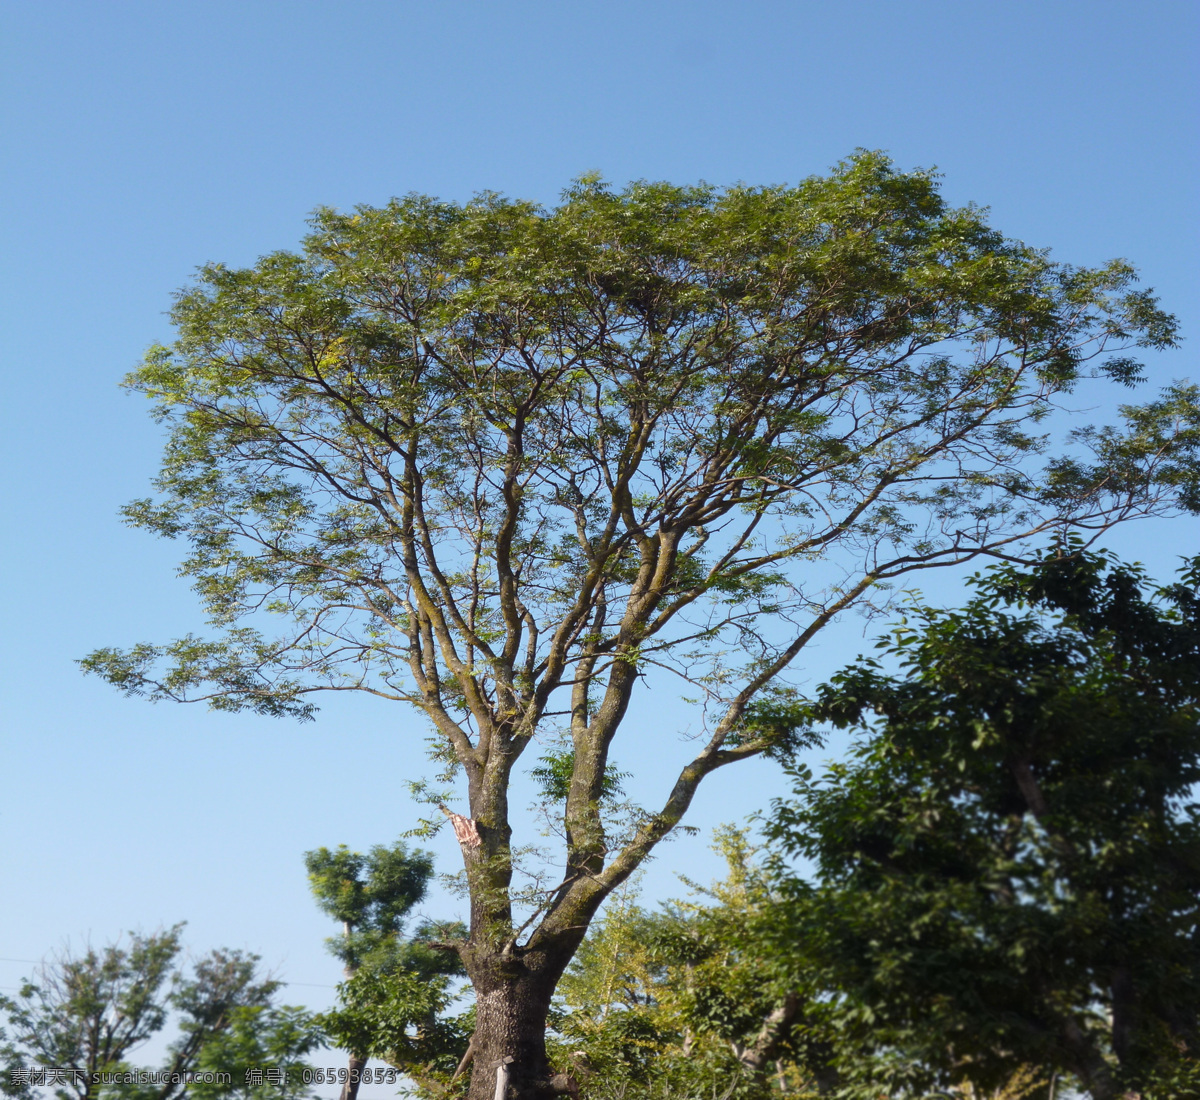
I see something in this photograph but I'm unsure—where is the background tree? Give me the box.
[0,1023,34,1100]
[10,926,182,1100]
[553,834,831,1099]
[0,928,321,1100]
[305,842,467,1097]
[81,153,1198,1098]
[318,962,471,1100]
[305,841,429,1100]
[181,1005,319,1100]
[553,834,1057,1100]
[763,550,1200,1099]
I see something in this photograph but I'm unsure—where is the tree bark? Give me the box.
[338,926,367,1100]
[1061,1016,1118,1100]
[338,1052,368,1100]
[736,992,799,1078]
[464,952,574,1100]
[1110,964,1135,1067]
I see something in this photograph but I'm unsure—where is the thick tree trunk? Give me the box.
[465,954,574,1100]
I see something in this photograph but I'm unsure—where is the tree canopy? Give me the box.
[306,841,435,972]
[764,549,1200,1098]
[81,153,1198,1098]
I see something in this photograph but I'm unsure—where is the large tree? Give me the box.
[83,153,1198,1098]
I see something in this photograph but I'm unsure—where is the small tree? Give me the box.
[304,841,466,1097]
[0,927,321,1100]
[82,153,1198,1098]
[764,550,1200,1098]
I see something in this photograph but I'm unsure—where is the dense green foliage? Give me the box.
[763,550,1200,1098]
[549,834,828,1099]
[0,928,320,1100]
[318,970,471,1096]
[82,154,1193,735]
[305,842,468,1094]
[306,842,436,972]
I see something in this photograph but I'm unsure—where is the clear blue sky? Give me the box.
[2,0,1196,1074]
